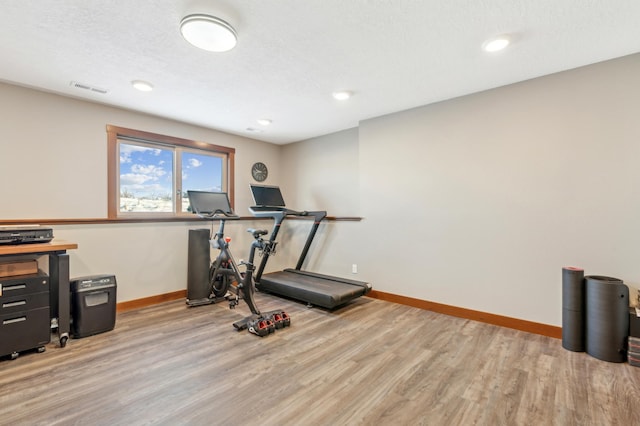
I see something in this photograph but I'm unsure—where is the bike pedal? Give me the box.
[247,318,274,337]
[270,312,285,329]
[280,311,291,327]
[264,310,291,329]
[265,318,276,334]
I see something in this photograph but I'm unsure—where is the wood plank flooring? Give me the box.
[1,293,638,425]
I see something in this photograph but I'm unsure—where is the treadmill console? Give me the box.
[250,184,286,207]
[248,205,288,219]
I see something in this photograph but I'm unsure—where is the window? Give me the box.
[107,125,235,218]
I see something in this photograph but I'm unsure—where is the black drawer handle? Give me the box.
[3,316,27,325]
[2,300,27,308]
[3,284,27,291]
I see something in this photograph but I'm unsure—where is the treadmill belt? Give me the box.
[258,269,370,309]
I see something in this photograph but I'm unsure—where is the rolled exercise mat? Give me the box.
[562,267,585,352]
[585,276,629,363]
[186,229,213,305]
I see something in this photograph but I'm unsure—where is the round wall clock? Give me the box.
[251,162,268,182]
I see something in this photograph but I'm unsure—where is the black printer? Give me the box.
[0,225,54,245]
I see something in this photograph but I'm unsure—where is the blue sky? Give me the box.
[119,143,222,198]
[182,151,223,192]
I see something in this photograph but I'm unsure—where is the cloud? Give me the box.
[187,158,203,168]
[120,144,164,164]
[120,173,155,185]
[120,145,162,156]
[131,164,166,178]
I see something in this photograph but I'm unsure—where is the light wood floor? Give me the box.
[1,293,638,425]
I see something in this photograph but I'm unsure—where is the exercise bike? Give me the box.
[187,190,290,336]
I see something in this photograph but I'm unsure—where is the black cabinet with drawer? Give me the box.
[0,272,50,359]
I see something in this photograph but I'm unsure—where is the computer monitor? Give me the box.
[187,190,233,215]
[250,184,286,207]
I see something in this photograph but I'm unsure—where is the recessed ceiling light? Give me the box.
[180,14,237,52]
[131,80,154,92]
[332,90,353,101]
[246,127,263,133]
[482,35,510,52]
[257,119,272,126]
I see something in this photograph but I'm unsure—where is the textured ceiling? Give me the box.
[1,0,639,144]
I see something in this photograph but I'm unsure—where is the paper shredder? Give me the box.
[70,275,117,338]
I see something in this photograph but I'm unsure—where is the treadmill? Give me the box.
[249,184,371,309]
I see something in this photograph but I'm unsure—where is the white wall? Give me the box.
[50,220,269,302]
[280,127,360,216]
[0,83,282,218]
[276,127,364,278]
[0,82,284,302]
[4,53,640,324]
[284,53,640,326]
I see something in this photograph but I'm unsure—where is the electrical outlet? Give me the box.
[352,264,358,274]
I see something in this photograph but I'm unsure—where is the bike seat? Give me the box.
[247,228,269,237]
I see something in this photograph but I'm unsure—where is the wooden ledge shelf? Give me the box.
[0,216,363,226]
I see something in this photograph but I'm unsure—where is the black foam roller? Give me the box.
[562,267,585,311]
[585,276,629,363]
[562,266,585,352]
[562,309,585,352]
[187,229,211,302]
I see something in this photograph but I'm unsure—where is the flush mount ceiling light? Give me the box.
[332,90,353,101]
[131,80,154,92]
[482,35,511,52]
[180,14,237,52]
[257,118,272,126]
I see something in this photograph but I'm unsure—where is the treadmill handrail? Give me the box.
[293,210,326,270]
[249,206,328,280]
[249,206,327,222]
[292,210,327,223]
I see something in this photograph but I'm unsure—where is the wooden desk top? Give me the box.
[0,239,78,256]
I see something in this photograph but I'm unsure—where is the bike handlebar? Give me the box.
[196,209,240,220]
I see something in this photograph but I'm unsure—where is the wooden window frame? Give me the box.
[107,125,235,219]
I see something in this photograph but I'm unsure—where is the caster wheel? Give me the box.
[60,335,68,348]
[10,352,18,360]
[37,346,46,353]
